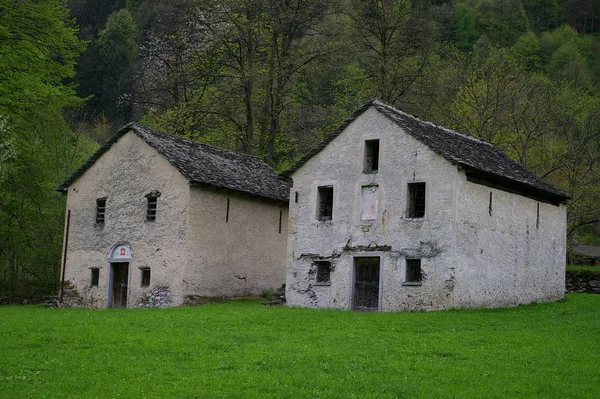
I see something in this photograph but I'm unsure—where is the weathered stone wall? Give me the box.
[286,107,567,311]
[286,107,461,311]
[185,188,288,298]
[61,131,190,308]
[453,177,566,308]
[566,270,600,293]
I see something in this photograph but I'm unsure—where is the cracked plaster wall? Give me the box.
[286,108,459,311]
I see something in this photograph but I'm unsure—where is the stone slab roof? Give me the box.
[58,123,291,202]
[572,245,600,259]
[282,99,569,205]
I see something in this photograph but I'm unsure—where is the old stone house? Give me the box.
[283,100,569,311]
[58,123,289,308]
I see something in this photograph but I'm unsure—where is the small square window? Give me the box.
[141,268,151,287]
[315,261,331,284]
[90,268,100,287]
[405,259,422,283]
[407,182,426,218]
[146,191,161,221]
[96,198,106,224]
[364,139,379,173]
[317,186,333,221]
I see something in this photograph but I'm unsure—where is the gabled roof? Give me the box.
[282,99,569,205]
[58,123,291,202]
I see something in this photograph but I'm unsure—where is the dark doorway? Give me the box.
[353,257,380,311]
[110,262,129,308]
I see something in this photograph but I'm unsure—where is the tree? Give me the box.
[344,0,413,104]
[522,0,560,32]
[0,0,94,298]
[475,0,530,47]
[455,4,479,52]
[512,31,542,71]
[95,9,139,123]
[144,0,337,164]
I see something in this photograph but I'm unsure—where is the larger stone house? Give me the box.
[283,100,569,311]
[58,123,289,308]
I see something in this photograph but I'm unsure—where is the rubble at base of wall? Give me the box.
[261,284,286,306]
[138,286,171,308]
[566,270,600,294]
[60,281,85,307]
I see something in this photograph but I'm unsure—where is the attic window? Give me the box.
[146,191,161,221]
[364,139,380,173]
[317,186,334,221]
[141,268,151,287]
[90,268,100,287]
[96,198,106,224]
[404,259,422,284]
[315,261,331,284]
[407,182,426,218]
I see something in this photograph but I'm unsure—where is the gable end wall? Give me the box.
[61,131,190,308]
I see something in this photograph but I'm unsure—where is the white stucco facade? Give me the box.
[60,129,287,308]
[286,107,567,311]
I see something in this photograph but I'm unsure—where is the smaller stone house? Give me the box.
[58,123,290,308]
[571,244,600,266]
[284,100,569,311]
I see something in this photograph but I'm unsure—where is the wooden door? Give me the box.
[353,257,380,311]
[111,262,129,308]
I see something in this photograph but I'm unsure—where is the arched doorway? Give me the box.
[108,244,133,308]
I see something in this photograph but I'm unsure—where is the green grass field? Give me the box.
[1,294,599,399]
[566,264,600,272]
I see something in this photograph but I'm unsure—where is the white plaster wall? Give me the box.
[286,108,462,311]
[185,188,288,297]
[452,177,566,308]
[62,131,190,308]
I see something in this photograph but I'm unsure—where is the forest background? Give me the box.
[1,0,599,299]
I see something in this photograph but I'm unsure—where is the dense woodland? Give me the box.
[1,0,600,298]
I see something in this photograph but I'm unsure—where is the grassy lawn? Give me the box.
[567,265,600,272]
[0,295,599,399]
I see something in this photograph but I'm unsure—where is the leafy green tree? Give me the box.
[475,0,530,47]
[96,8,139,123]
[345,0,413,104]
[512,31,542,71]
[521,0,560,32]
[455,4,479,51]
[0,0,95,297]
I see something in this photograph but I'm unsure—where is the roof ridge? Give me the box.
[372,100,493,147]
[59,122,290,201]
[127,122,269,164]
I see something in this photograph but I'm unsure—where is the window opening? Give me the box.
[96,198,106,224]
[364,139,380,173]
[146,191,161,222]
[407,182,426,218]
[536,203,540,229]
[90,268,100,287]
[405,259,422,283]
[141,268,151,287]
[315,261,331,284]
[317,186,334,221]
[489,191,493,216]
[294,191,298,203]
